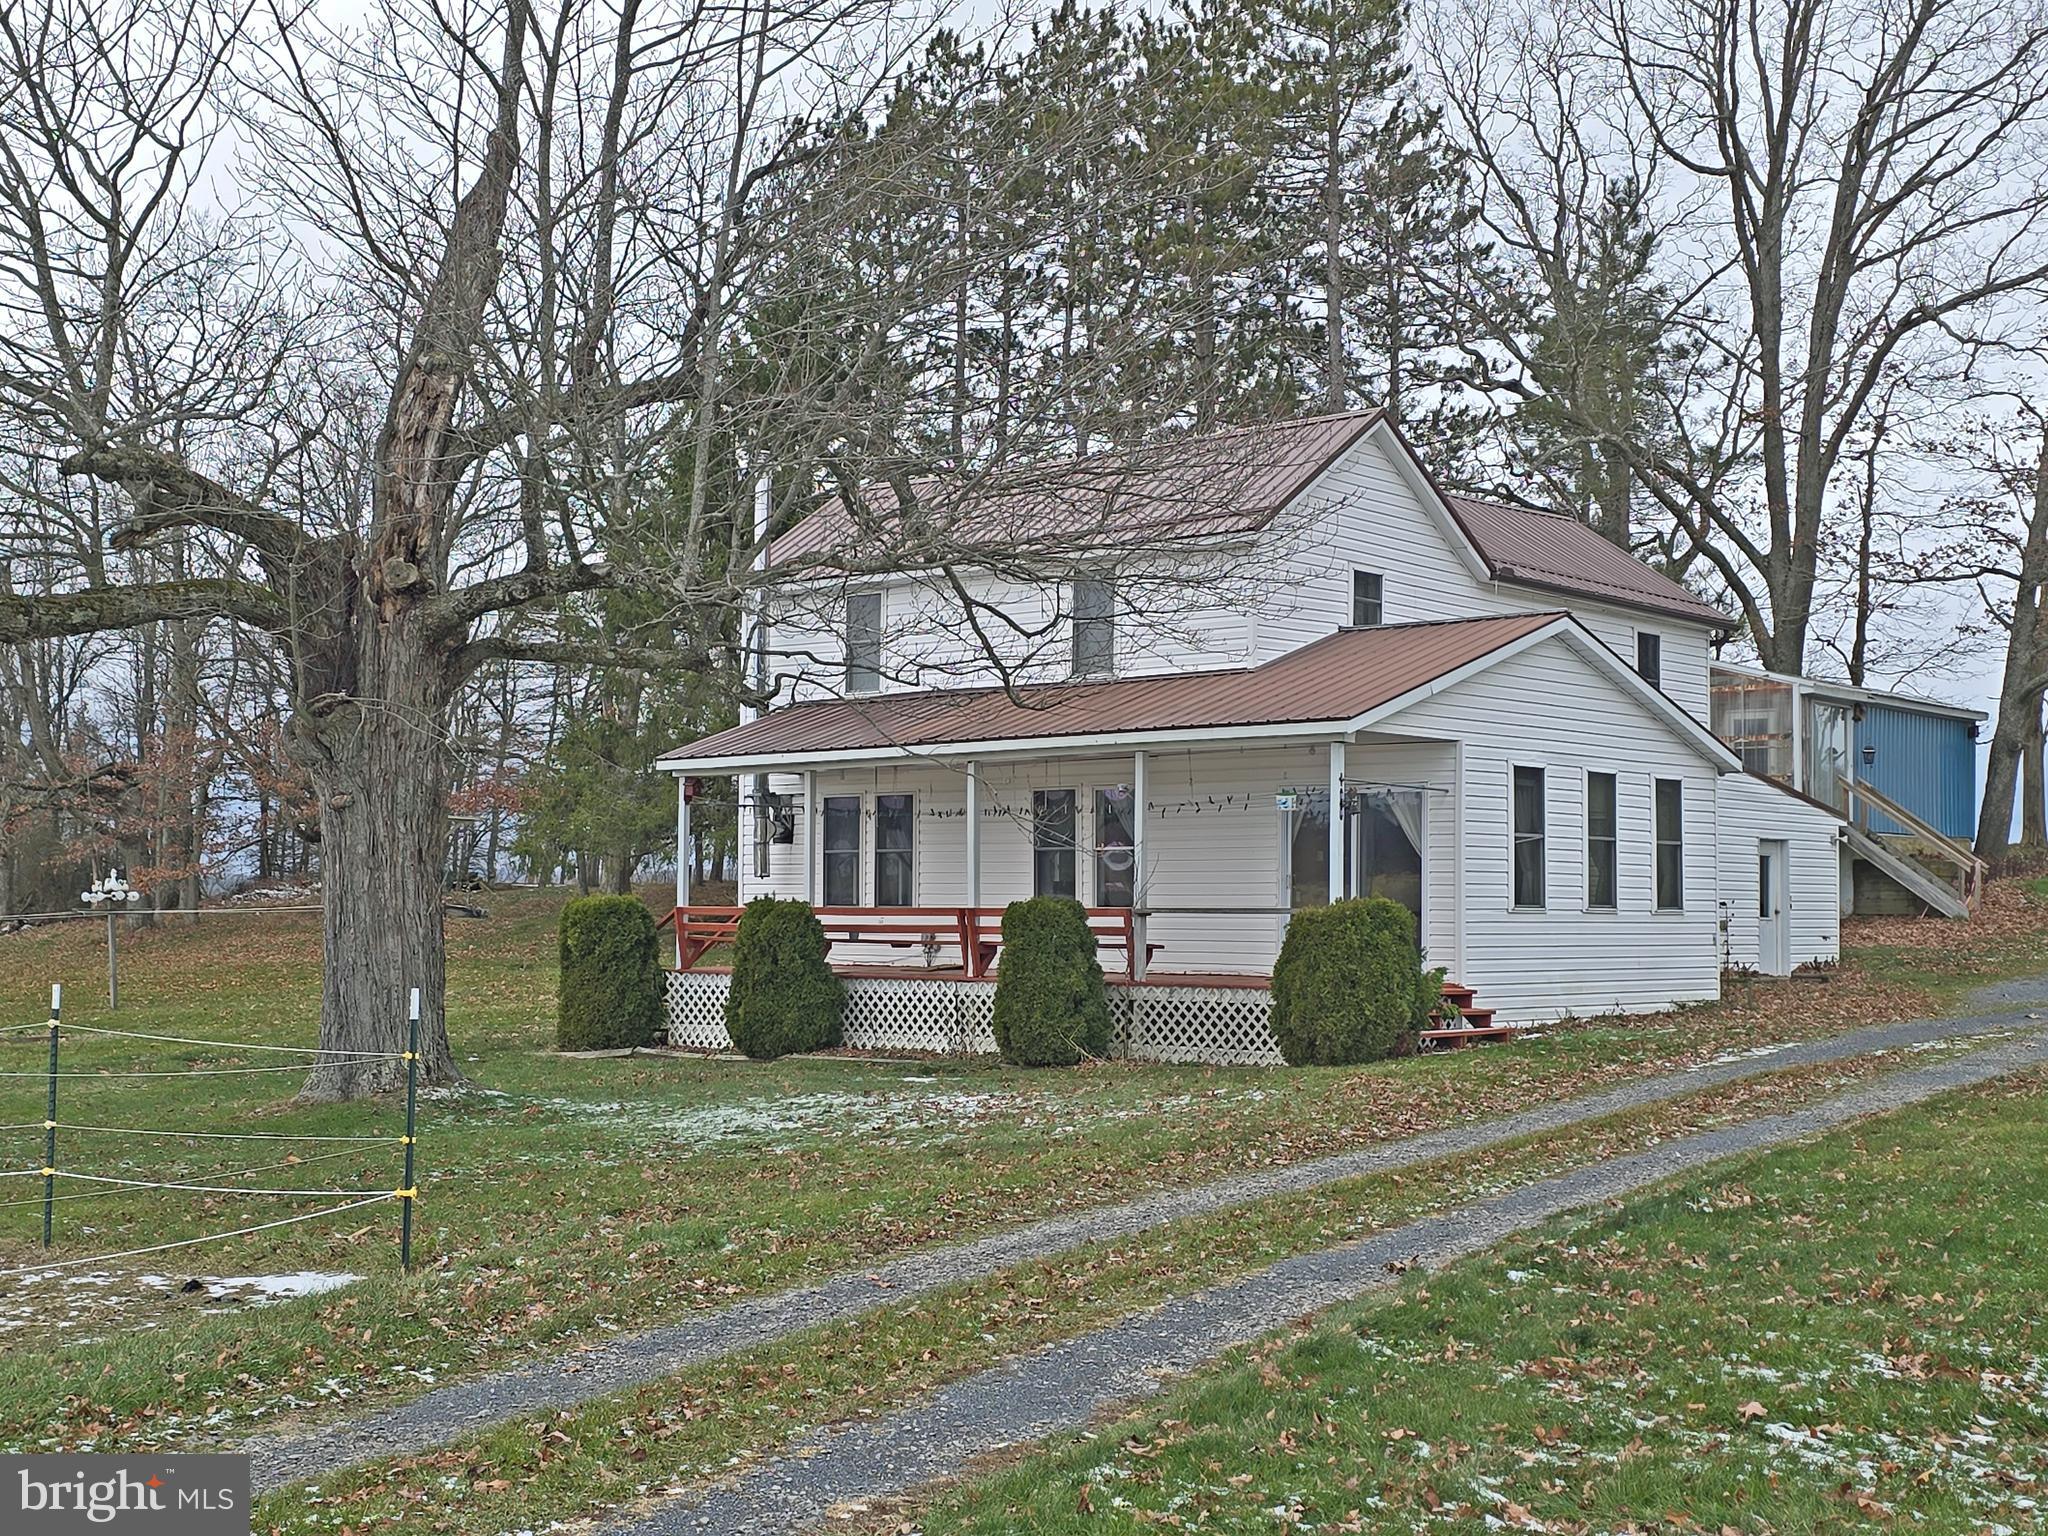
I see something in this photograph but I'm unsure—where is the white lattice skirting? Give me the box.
[661,970,1283,1066]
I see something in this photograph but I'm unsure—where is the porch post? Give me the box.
[801,769,818,904]
[965,760,983,906]
[1131,750,1149,981]
[1327,739,1346,904]
[674,775,691,967]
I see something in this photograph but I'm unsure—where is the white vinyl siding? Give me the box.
[1248,434,1717,723]
[1714,773,1841,970]
[1372,632,1722,1023]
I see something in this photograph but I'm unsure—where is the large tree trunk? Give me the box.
[1976,436,2048,863]
[291,610,462,1099]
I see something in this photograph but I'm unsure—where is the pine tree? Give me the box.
[1514,177,1677,548]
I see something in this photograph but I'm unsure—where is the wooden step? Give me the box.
[1424,980,1510,1048]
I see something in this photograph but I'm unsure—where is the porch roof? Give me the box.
[658,612,1563,772]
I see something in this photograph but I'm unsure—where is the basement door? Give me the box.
[1757,839,1791,976]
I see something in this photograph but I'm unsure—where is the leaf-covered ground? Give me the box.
[0,884,2041,1463]
[907,1069,2048,1536]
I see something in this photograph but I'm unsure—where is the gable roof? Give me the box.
[1445,494,1733,630]
[659,612,1559,770]
[767,409,1732,632]
[768,411,1380,567]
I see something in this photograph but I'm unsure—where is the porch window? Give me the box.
[1284,794,1330,909]
[821,796,861,906]
[1636,632,1662,689]
[1512,766,1545,908]
[1654,778,1684,910]
[875,793,914,906]
[1072,579,1114,677]
[845,591,882,694]
[1352,570,1384,627]
[1093,786,1136,907]
[1033,789,1077,898]
[1586,771,1617,910]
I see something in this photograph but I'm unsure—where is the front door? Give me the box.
[1757,840,1790,976]
[1352,786,1425,942]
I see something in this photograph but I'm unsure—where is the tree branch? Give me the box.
[0,578,287,642]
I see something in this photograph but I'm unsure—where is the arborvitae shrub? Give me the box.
[557,895,662,1051]
[991,897,1114,1067]
[1269,897,1437,1066]
[724,897,844,1059]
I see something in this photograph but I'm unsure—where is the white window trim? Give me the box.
[873,789,917,908]
[1634,628,1663,690]
[1351,569,1385,628]
[845,589,884,695]
[1085,780,1140,908]
[1583,767,1619,914]
[819,792,864,908]
[1508,762,1548,912]
[1652,775,1686,914]
[1031,786,1080,900]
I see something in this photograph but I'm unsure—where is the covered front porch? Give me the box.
[668,734,1463,985]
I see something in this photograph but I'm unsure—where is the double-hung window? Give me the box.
[1512,766,1546,908]
[1654,779,1684,910]
[1093,787,1136,907]
[1072,580,1114,677]
[874,793,914,906]
[845,591,882,694]
[1586,772,1618,910]
[821,796,861,906]
[1352,570,1384,627]
[1033,789,1077,898]
[1636,632,1662,689]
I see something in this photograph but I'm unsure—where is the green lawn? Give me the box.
[912,1069,2048,1536]
[0,884,2041,1463]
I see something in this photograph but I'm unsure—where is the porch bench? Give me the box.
[813,906,976,969]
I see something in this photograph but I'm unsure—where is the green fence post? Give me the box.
[42,983,60,1248]
[400,986,420,1272]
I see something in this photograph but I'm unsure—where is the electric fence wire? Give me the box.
[0,1194,398,1280]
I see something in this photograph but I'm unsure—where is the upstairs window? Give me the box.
[1654,778,1684,910]
[1512,766,1546,909]
[1033,789,1077,898]
[1636,632,1662,689]
[845,591,882,694]
[1352,570,1384,627]
[1072,579,1115,677]
[1586,772,1618,910]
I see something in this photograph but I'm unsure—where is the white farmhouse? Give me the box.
[656,409,1846,1055]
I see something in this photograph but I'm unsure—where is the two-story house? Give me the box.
[656,409,1844,1054]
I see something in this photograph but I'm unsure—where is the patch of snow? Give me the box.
[194,1271,360,1303]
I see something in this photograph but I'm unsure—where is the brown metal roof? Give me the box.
[658,612,1563,767]
[769,409,1732,631]
[768,410,1383,567]
[1445,495,1732,630]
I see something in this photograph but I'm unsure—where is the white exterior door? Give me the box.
[1757,840,1791,976]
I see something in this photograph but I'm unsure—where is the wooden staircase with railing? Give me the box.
[1420,981,1512,1048]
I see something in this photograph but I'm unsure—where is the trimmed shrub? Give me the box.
[992,897,1114,1067]
[725,897,844,1059]
[1270,897,1438,1066]
[557,895,662,1051]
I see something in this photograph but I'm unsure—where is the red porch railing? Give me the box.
[662,904,1152,980]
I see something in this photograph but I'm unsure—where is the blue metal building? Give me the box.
[1851,699,1980,841]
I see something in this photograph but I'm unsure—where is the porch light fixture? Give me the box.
[1860,743,1877,768]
